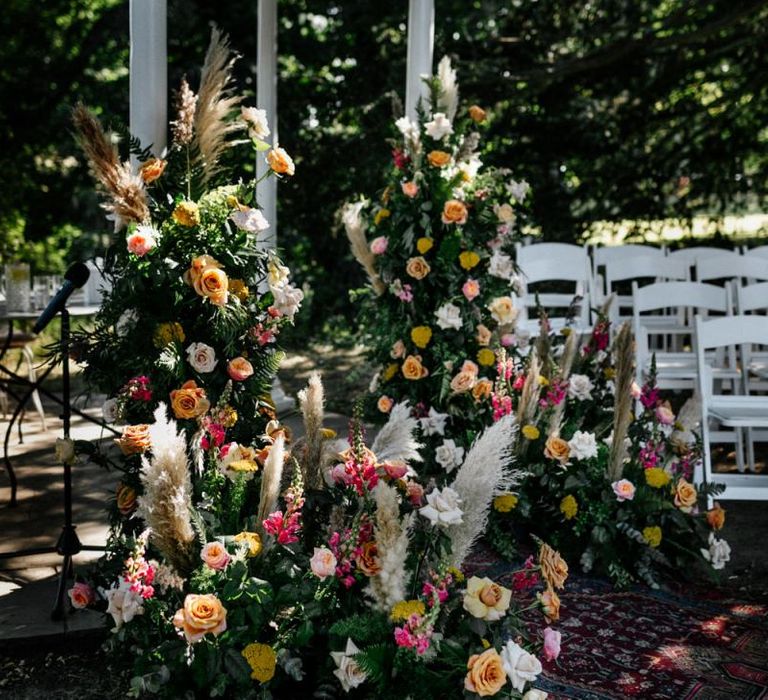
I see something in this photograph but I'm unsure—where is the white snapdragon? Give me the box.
[701,533,731,570]
[230,207,270,233]
[241,106,270,140]
[488,250,516,281]
[419,407,449,436]
[103,579,145,631]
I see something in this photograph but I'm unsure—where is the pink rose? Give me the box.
[201,541,230,570]
[501,333,516,347]
[462,279,480,301]
[401,181,419,198]
[543,627,562,662]
[310,547,337,579]
[461,360,479,376]
[68,581,95,609]
[126,227,157,257]
[382,460,408,480]
[631,381,642,399]
[612,479,636,502]
[655,403,675,425]
[370,236,388,255]
[227,357,254,381]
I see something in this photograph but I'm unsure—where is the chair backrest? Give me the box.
[516,242,588,268]
[593,244,665,267]
[667,246,738,264]
[633,281,731,315]
[736,282,768,313]
[604,255,689,289]
[697,256,768,284]
[744,245,768,259]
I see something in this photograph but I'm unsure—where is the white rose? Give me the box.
[435,302,463,330]
[419,407,449,436]
[495,203,516,223]
[310,547,337,580]
[424,112,453,140]
[186,342,218,373]
[330,638,367,693]
[488,250,515,281]
[419,486,463,527]
[701,533,731,570]
[523,691,548,700]
[55,438,76,466]
[230,208,270,233]
[241,106,270,139]
[273,283,304,318]
[568,431,598,461]
[500,640,543,693]
[434,439,465,473]
[102,397,120,424]
[488,296,519,326]
[104,580,144,631]
[368,371,381,393]
[506,179,530,202]
[568,374,593,401]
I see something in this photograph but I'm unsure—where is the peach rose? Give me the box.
[441,199,468,225]
[427,150,451,168]
[139,157,167,184]
[544,435,570,464]
[451,370,477,394]
[227,357,254,381]
[706,502,726,530]
[390,340,406,359]
[405,256,431,280]
[377,395,394,413]
[310,547,337,579]
[674,478,698,513]
[465,649,507,697]
[194,266,229,306]
[488,296,519,326]
[476,324,492,346]
[539,543,569,590]
[173,593,227,643]
[267,147,295,175]
[468,105,487,123]
[201,541,230,570]
[401,355,428,380]
[356,541,381,576]
[116,482,137,515]
[472,378,493,402]
[401,181,419,198]
[68,581,95,610]
[185,255,222,286]
[462,278,480,301]
[537,587,561,622]
[114,424,151,456]
[461,360,479,375]
[170,380,211,419]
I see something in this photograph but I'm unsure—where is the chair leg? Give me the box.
[745,427,756,473]
[22,345,47,431]
[734,427,746,474]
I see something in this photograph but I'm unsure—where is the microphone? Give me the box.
[33,262,90,333]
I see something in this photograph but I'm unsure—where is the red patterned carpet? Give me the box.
[467,549,768,699]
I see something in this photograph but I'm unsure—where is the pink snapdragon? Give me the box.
[262,486,304,545]
[540,380,567,408]
[511,555,540,592]
[122,533,156,599]
[394,614,433,655]
[125,375,153,402]
[491,393,513,422]
[640,384,660,410]
[200,419,226,451]
[639,441,661,469]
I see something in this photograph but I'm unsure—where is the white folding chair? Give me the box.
[696,314,768,501]
[667,246,739,264]
[592,245,665,301]
[697,256,768,285]
[743,245,768,259]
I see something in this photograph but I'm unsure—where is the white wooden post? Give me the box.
[129,0,167,163]
[405,0,435,121]
[257,0,278,251]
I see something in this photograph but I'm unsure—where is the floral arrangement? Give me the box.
[345,57,531,475]
[486,315,730,588]
[71,373,566,698]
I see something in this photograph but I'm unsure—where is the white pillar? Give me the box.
[257,0,278,250]
[129,0,167,164]
[405,0,435,121]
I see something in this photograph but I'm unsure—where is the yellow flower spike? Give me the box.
[390,600,426,622]
[229,279,250,302]
[225,195,240,208]
[560,327,572,336]
[242,643,276,682]
[374,208,391,226]
[228,459,259,473]
[493,494,518,512]
[416,237,434,254]
[604,368,616,380]
[560,494,578,520]
[459,251,480,270]
[642,526,662,548]
[383,363,399,382]
[410,326,433,349]
[172,200,200,227]
[447,566,465,583]
[477,348,496,366]
[522,425,540,440]
[537,375,550,387]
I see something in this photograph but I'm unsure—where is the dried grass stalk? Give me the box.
[171,77,197,147]
[516,352,542,428]
[371,401,423,465]
[257,433,286,536]
[72,103,149,229]
[436,56,459,121]
[548,331,578,435]
[297,373,325,490]
[343,201,386,295]
[607,322,634,481]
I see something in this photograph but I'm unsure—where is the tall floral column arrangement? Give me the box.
[346,57,531,474]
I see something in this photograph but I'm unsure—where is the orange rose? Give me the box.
[227,357,254,381]
[441,199,468,225]
[401,181,419,198]
[139,157,167,184]
[539,543,569,590]
[537,586,561,622]
[173,593,227,643]
[267,147,295,176]
[115,482,137,515]
[673,478,698,513]
[377,395,394,413]
[427,150,451,168]
[706,502,726,530]
[356,541,381,576]
[401,355,428,380]
[114,424,151,456]
[184,255,222,287]
[450,370,477,394]
[405,256,431,280]
[544,435,570,464]
[193,267,229,306]
[472,378,493,402]
[464,648,507,697]
[468,105,487,123]
[170,380,211,419]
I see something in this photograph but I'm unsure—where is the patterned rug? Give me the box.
[467,549,768,700]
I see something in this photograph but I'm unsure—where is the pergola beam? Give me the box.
[257,0,278,250]
[405,0,435,121]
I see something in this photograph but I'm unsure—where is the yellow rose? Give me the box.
[451,370,477,394]
[383,363,399,382]
[172,200,200,227]
[416,237,434,254]
[464,649,507,697]
[522,424,540,440]
[468,105,487,123]
[673,477,698,513]
[537,587,561,622]
[390,599,426,622]
[706,503,726,530]
[234,531,263,557]
[153,321,185,348]
[229,279,249,301]
[114,424,151,456]
[115,482,137,515]
[539,542,569,589]
[242,643,276,683]
[544,435,570,464]
[427,150,451,167]
[645,467,671,488]
[173,593,227,643]
[472,378,493,402]
[476,324,492,346]
[267,147,295,175]
[442,199,469,225]
[401,355,428,380]
[405,256,431,280]
[477,348,496,366]
[488,296,519,326]
[170,380,211,420]
[642,526,662,548]
[194,267,229,306]
[463,576,512,621]
[459,250,480,270]
[410,325,433,349]
[493,493,518,512]
[560,494,578,520]
[374,208,391,226]
[139,157,167,184]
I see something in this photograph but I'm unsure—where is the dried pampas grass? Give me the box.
[343,201,386,295]
[548,331,578,435]
[371,401,423,466]
[72,103,149,229]
[607,322,634,481]
[257,433,286,539]
[193,27,243,185]
[448,414,520,568]
[296,372,326,490]
[436,56,458,122]
[137,404,195,574]
[171,77,197,147]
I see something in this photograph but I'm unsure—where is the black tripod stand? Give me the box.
[0,308,104,619]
